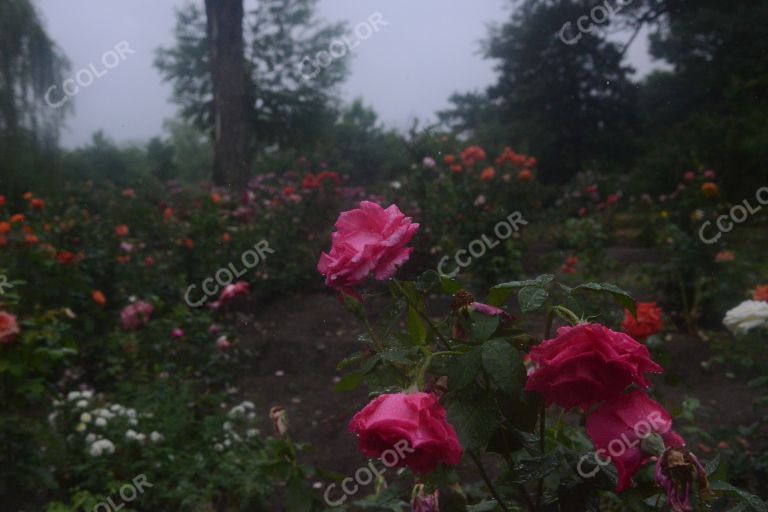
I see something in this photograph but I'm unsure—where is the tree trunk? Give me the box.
[205,0,252,189]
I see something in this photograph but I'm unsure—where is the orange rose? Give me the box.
[22,192,33,201]
[450,164,463,174]
[211,192,222,204]
[517,169,533,183]
[701,182,719,198]
[163,208,173,220]
[0,222,10,234]
[114,224,129,237]
[92,290,106,306]
[752,285,768,302]
[443,154,456,165]
[25,234,38,245]
[183,238,195,249]
[221,232,231,243]
[10,214,24,224]
[30,199,44,210]
[480,167,495,181]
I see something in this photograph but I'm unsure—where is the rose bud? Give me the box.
[411,484,439,512]
[270,405,288,436]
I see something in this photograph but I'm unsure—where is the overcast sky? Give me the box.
[35,0,657,148]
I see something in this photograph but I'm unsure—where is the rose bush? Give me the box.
[321,201,763,511]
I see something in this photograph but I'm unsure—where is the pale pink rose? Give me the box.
[120,301,153,331]
[0,311,20,344]
[216,335,231,351]
[317,202,419,293]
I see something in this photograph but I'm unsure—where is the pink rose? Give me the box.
[210,281,250,310]
[525,323,662,410]
[120,301,153,331]
[348,392,463,474]
[586,390,684,492]
[170,328,184,340]
[0,311,20,344]
[318,202,419,293]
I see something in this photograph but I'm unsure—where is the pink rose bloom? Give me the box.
[170,328,184,340]
[683,171,695,183]
[525,323,662,410]
[348,392,463,474]
[587,390,684,492]
[0,311,20,344]
[120,301,153,331]
[318,202,419,293]
[703,169,716,180]
[210,281,250,310]
[208,324,222,335]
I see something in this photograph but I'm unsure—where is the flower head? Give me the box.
[586,390,684,492]
[317,202,418,293]
[622,302,663,341]
[349,392,462,474]
[525,323,662,410]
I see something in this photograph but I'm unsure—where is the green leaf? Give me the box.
[334,373,363,392]
[407,306,427,344]
[444,348,483,390]
[710,481,768,512]
[446,391,501,451]
[573,282,635,314]
[470,310,500,342]
[439,274,462,294]
[285,474,313,512]
[518,286,548,312]
[704,454,720,476]
[481,339,524,395]
[507,454,559,483]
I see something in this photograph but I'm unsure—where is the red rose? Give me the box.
[0,311,20,344]
[525,323,662,410]
[317,202,419,293]
[586,390,684,492]
[348,392,463,474]
[621,302,663,341]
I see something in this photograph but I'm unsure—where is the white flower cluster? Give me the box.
[214,401,260,452]
[723,300,768,334]
[52,391,163,457]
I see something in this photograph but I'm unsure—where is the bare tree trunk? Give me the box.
[205,0,252,189]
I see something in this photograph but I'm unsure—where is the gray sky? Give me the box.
[35,0,657,148]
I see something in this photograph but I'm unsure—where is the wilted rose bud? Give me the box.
[655,447,711,512]
[270,406,288,436]
[411,484,439,512]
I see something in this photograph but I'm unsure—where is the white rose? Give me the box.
[89,439,115,457]
[723,300,768,334]
[95,417,107,427]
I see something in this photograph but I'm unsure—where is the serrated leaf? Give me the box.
[470,310,500,342]
[444,348,483,390]
[710,481,768,512]
[481,339,524,395]
[507,454,559,483]
[446,391,501,451]
[406,306,427,344]
[574,282,635,314]
[518,286,548,312]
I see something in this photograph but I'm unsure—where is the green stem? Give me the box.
[469,451,510,512]
[392,278,452,351]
